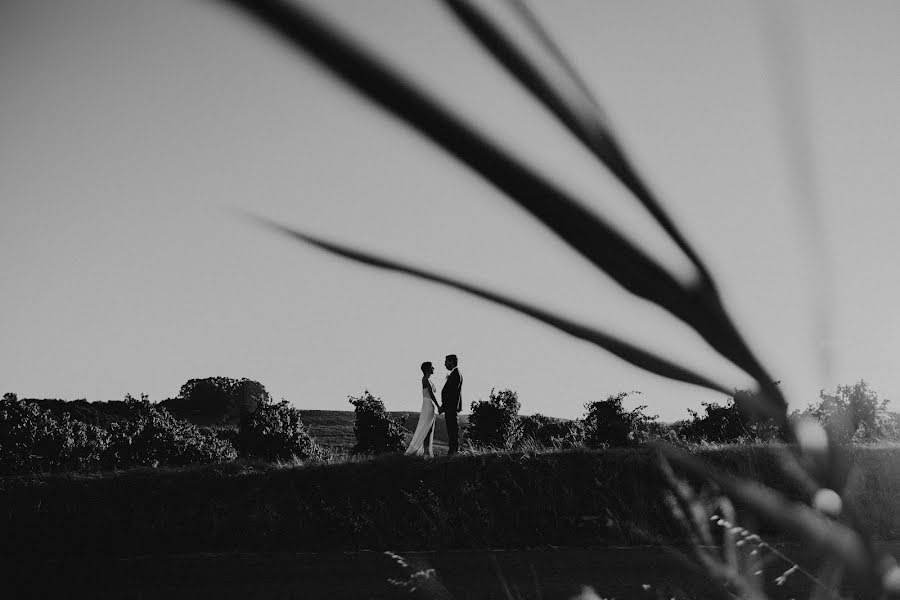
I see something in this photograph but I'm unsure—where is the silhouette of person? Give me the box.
[439,354,463,455]
[405,361,438,457]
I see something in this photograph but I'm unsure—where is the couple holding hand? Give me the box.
[405,354,462,458]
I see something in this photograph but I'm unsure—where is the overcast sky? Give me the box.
[2,0,899,421]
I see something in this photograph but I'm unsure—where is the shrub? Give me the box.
[684,400,749,444]
[104,394,237,467]
[582,392,657,448]
[209,426,239,449]
[678,388,786,444]
[2,391,342,472]
[62,415,112,469]
[237,400,328,462]
[28,398,134,428]
[348,390,406,454]
[0,393,111,474]
[515,413,551,446]
[515,413,584,449]
[467,388,521,449]
[647,420,689,445]
[803,380,897,444]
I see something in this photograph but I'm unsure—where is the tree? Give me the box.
[582,392,657,448]
[805,380,896,443]
[165,377,271,424]
[348,390,406,454]
[467,388,521,449]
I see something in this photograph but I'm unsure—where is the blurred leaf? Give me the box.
[443,0,715,288]
[220,0,786,416]
[444,0,788,422]
[252,215,732,395]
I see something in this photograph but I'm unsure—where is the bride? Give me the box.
[405,361,439,457]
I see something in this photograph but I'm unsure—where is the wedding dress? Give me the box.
[405,379,437,457]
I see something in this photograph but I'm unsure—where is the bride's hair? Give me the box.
[420,361,432,374]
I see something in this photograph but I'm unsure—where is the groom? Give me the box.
[439,354,463,455]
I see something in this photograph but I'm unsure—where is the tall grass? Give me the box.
[5,445,900,559]
[210,1,895,597]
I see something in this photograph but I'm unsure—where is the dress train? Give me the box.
[405,382,437,457]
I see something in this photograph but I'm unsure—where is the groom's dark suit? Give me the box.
[441,367,463,455]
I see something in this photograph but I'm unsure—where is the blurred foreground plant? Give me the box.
[217,0,898,596]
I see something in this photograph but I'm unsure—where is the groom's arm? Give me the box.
[454,372,463,412]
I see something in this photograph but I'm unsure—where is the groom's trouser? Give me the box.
[445,410,459,455]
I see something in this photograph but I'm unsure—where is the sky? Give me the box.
[2,0,899,421]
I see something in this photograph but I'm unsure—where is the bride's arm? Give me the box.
[424,378,439,409]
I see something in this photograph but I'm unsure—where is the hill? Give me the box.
[8,445,900,558]
[0,448,676,556]
[300,409,470,453]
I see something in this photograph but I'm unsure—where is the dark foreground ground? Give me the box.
[8,542,878,600]
[8,447,900,598]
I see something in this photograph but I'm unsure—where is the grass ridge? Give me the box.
[5,445,900,558]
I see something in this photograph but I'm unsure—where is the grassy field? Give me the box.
[4,444,900,560]
[1,449,671,557]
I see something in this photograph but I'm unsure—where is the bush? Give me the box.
[0,393,111,474]
[582,392,657,448]
[515,413,584,449]
[28,398,134,428]
[678,388,786,444]
[237,400,329,462]
[348,390,406,454]
[1,390,341,472]
[803,380,898,444]
[1,392,238,473]
[209,426,239,449]
[646,420,688,444]
[62,415,112,469]
[103,394,237,467]
[682,400,748,444]
[468,388,521,449]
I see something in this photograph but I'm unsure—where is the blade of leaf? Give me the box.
[250,214,733,396]
[443,0,717,290]
[218,0,786,415]
[442,0,786,420]
[757,0,833,388]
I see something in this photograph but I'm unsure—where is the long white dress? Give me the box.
[405,379,437,457]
